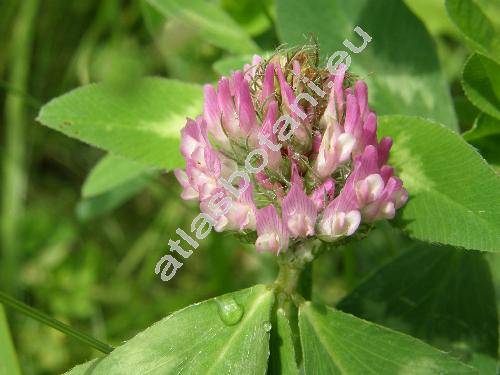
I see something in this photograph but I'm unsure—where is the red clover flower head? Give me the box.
[175,47,408,254]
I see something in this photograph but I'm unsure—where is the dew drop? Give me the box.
[263,321,272,332]
[215,296,244,326]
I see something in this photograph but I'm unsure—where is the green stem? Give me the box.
[273,241,319,367]
[274,240,320,298]
[274,255,304,368]
[275,257,302,296]
[0,292,114,354]
[1,0,39,295]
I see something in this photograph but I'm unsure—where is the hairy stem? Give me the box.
[273,240,319,368]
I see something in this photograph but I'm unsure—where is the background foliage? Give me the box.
[0,0,499,374]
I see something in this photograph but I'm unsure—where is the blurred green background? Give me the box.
[0,0,497,374]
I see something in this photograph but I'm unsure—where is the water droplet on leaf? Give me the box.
[215,296,244,326]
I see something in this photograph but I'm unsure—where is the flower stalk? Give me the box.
[274,240,321,312]
[272,240,321,368]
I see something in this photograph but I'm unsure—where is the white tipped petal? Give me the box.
[344,210,361,235]
[380,202,395,219]
[256,233,280,253]
[356,173,384,205]
[336,133,356,162]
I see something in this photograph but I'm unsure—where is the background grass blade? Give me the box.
[0,306,21,375]
[0,292,113,354]
[1,0,39,295]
